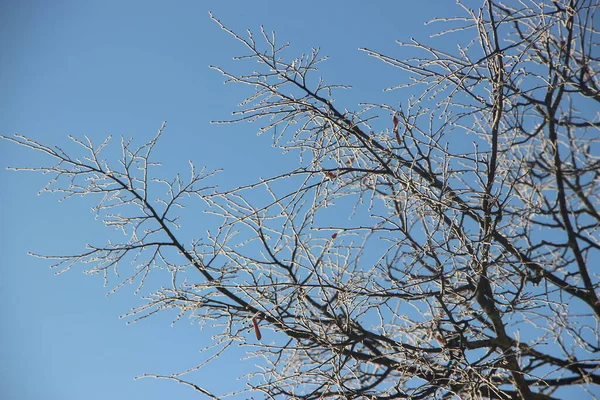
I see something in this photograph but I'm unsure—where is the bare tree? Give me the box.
[3,0,599,398]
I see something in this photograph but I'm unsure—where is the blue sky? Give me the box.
[0,1,477,399]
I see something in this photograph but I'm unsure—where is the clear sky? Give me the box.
[1,1,475,399]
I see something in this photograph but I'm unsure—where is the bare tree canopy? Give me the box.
[3,0,599,399]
